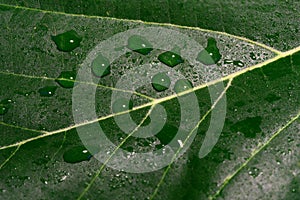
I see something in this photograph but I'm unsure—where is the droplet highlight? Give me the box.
[233,60,244,67]
[197,37,222,65]
[91,54,110,77]
[56,71,76,88]
[38,86,58,97]
[51,30,82,52]
[112,98,133,113]
[151,72,171,92]
[174,79,193,94]
[127,35,153,55]
[158,51,184,67]
[63,146,92,163]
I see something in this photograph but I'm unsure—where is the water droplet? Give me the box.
[112,98,133,113]
[51,30,82,52]
[151,72,171,92]
[56,71,76,88]
[224,59,233,64]
[233,60,244,67]
[158,51,184,67]
[248,167,260,178]
[63,146,92,163]
[127,35,153,55]
[38,86,58,97]
[174,79,193,94]
[0,105,8,115]
[197,37,222,65]
[91,54,110,77]
[250,52,257,60]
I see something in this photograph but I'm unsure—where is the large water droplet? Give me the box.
[174,79,193,94]
[158,51,184,67]
[112,98,133,113]
[197,37,222,65]
[151,72,171,92]
[63,146,92,163]
[38,86,58,97]
[51,30,82,52]
[91,54,110,77]
[55,71,76,88]
[127,35,153,55]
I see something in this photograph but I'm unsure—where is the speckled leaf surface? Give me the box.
[0,1,299,200]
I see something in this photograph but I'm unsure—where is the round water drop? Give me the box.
[127,35,153,55]
[38,86,58,97]
[63,146,92,164]
[51,30,82,52]
[174,79,193,94]
[158,51,184,67]
[151,72,171,92]
[250,52,257,60]
[0,105,7,115]
[112,98,133,113]
[55,71,76,88]
[197,37,222,65]
[233,60,244,67]
[91,54,110,77]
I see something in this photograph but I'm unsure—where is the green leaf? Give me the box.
[0,2,299,200]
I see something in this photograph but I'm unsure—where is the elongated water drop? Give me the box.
[56,71,76,88]
[127,35,153,55]
[151,72,171,92]
[233,60,244,67]
[38,86,58,97]
[197,37,222,65]
[91,54,110,77]
[63,146,92,163]
[158,51,184,67]
[51,30,82,52]
[224,59,233,64]
[174,79,193,94]
[112,98,133,113]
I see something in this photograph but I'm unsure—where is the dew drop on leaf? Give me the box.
[38,86,58,97]
[55,71,76,88]
[158,51,184,67]
[174,79,193,94]
[127,35,153,55]
[63,146,92,164]
[0,104,8,115]
[250,52,257,60]
[151,72,171,92]
[233,60,245,67]
[197,37,222,65]
[91,54,110,77]
[51,30,82,52]
[224,59,233,64]
[112,98,133,113]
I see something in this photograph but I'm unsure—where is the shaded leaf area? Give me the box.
[0,0,299,50]
[0,50,299,199]
[0,5,274,133]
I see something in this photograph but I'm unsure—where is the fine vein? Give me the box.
[209,110,300,200]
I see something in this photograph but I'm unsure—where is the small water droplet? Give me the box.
[0,105,8,115]
[233,60,244,67]
[51,30,82,52]
[224,59,233,64]
[151,72,171,92]
[174,79,193,94]
[248,167,260,178]
[158,51,184,67]
[250,52,257,60]
[127,35,153,55]
[56,71,76,88]
[91,54,110,77]
[38,86,58,97]
[112,98,133,113]
[63,146,92,163]
[197,37,222,65]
